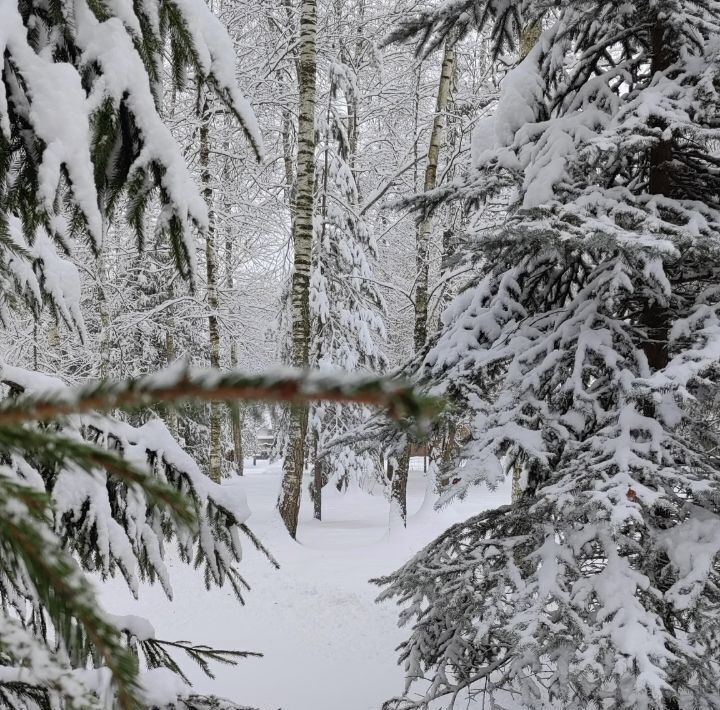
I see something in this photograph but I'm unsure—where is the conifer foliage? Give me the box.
[0,364,266,709]
[310,53,387,500]
[0,0,266,705]
[378,1,720,708]
[0,0,262,281]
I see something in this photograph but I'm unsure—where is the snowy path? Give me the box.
[101,459,510,710]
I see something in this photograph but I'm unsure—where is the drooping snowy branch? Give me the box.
[378,1,720,708]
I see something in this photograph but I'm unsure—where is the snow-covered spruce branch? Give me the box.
[375,1,720,708]
[0,366,441,425]
[0,479,141,710]
[0,361,287,709]
[139,638,262,684]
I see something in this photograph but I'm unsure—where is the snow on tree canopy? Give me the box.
[0,0,265,698]
[1,362,253,592]
[377,1,720,709]
[470,43,543,168]
[309,52,387,493]
[0,0,262,281]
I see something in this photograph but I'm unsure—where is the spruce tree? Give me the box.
[310,50,387,514]
[0,0,266,705]
[0,363,274,709]
[377,1,720,708]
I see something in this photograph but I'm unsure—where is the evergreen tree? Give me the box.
[0,0,262,275]
[0,362,272,709]
[377,1,720,708]
[310,42,387,515]
[0,0,266,704]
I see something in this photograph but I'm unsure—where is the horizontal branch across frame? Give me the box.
[0,366,441,425]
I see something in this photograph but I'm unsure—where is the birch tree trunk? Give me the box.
[165,279,179,437]
[278,0,316,538]
[267,1,296,205]
[282,107,295,205]
[413,38,456,352]
[223,146,244,476]
[391,37,456,527]
[199,94,222,483]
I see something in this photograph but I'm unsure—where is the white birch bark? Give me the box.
[392,37,456,527]
[200,94,223,483]
[278,0,316,538]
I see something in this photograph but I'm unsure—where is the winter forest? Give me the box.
[3,0,720,708]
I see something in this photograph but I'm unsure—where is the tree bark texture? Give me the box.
[278,0,316,538]
[641,16,671,376]
[392,37,456,527]
[222,137,244,476]
[313,458,323,521]
[200,95,222,483]
[413,38,456,352]
[389,448,411,527]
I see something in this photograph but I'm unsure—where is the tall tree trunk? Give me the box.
[225,242,244,475]
[413,38,456,351]
[313,456,323,520]
[165,279,179,437]
[643,16,671,375]
[278,0,316,538]
[282,107,295,205]
[200,94,222,483]
[266,3,296,204]
[221,131,244,476]
[647,18,677,710]
[512,20,543,502]
[391,37,456,527]
[228,342,244,474]
[345,0,363,193]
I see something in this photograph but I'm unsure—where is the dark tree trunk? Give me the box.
[640,300,669,371]
[389,449,410,526]
[312,453,324,521]
[647,18,679,710]
[641,16,672,374]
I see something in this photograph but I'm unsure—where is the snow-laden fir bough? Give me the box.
[0,0,271,706]
[376,1,720,708]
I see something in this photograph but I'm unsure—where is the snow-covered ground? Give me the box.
[101,459,511,710]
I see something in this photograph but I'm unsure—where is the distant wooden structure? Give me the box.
[253,426,274,465]
[409,442,429,457]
